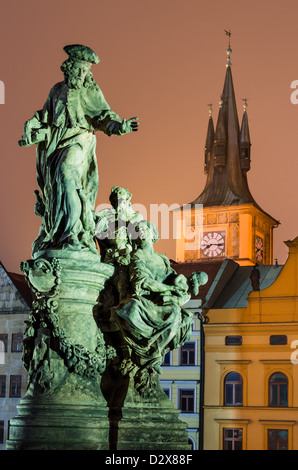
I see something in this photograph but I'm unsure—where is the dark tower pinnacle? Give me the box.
[239,98,251,173]
[204,104,215,175]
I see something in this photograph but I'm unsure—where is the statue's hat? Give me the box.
[63,44,100,64]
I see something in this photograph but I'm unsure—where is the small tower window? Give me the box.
[225,336,242,346]
[270,335,287,345]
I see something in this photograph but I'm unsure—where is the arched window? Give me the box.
[269,372,288,407]
[224,372,243,406]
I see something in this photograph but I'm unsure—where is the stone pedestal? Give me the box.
[7,375,109,450]
[6,253,114,450]
[101,366,191,451]
[117,377,191,451]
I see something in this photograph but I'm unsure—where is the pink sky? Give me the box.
[0,0,297,272]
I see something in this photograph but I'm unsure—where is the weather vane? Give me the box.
[224,29,232,47]
[242,98,248,112]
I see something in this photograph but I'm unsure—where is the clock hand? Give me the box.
[206,242,224,249]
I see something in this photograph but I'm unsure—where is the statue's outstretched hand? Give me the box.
[18,116,49,147]
[120,117,139,134]
[18,119,34,147]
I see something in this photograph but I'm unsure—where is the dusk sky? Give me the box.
[1,0,298,273]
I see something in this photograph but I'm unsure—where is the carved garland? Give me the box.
[21,258,116,380]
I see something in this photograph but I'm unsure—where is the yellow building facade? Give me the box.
[203,237,298,450]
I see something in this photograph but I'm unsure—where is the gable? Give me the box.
[0,262,30,313]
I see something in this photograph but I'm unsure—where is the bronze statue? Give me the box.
[19,44,139,257]
[96,189,208,397]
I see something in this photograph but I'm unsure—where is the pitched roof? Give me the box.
[0,261,32,310]
[7,271,32,307]
[202,260,284,309]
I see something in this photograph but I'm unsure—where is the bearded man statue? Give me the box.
[19,44,139,257]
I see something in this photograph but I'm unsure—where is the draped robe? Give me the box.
[31,80,121,254]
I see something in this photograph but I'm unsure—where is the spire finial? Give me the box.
[224,29,232,67]
[242,98,248,112]
[208,103,213,117]
[219,95,223,108]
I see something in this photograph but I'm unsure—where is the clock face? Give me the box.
[201,232,225,257]
[255,235,264,263]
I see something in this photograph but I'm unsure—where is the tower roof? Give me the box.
[181,40,279,228]
[191,52,258,207]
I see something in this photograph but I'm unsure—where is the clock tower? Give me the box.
[175,42,279,266]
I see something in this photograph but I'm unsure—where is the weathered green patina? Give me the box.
[7,256,115,450]
[96,188,208,449]
[96,192,207,397]
[7,45,139,451]
[19,44,138,258]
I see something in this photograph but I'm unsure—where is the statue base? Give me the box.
[101,368,191,451]
[6,374,109,450]
[6,253,114,451]
[118,381,191,450]
[117,408,191,451]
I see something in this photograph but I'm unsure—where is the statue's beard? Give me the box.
[67,76,85,89]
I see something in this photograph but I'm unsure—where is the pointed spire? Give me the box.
[221,59,243,200]
[240,98,251,143]
[191,35,256,207]
[240,98,251,173]
[221,64,240,135]
[222,28,239,142]
[204,104,214,175]
[213,96,227,171]
[215,97,226,140]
